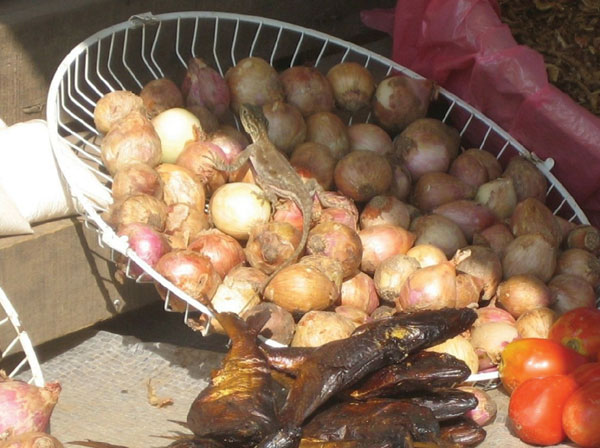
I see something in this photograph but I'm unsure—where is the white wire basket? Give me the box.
[0,286,45,387]
[46,11,591,384]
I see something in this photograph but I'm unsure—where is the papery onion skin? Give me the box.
[94,90,146,134]
[101,111,162,175]
[273,199,305,234]
[104,194,168,231]
[186,105,220,134]
[496,274,552,319]
[394,118,460,181]
[406,244,447,268]
[449,151,490,189]
[326,62,375,112]
[317,191,360,230]
[208,125,250,164]
[152,108,201,164]
[388,163,412,202]
[280,66,335,117]
[412,172,476,212]
[358,224,416,275]
[334,150,393,203]
[373,254,421,306]
[566,225,600,255]
[433,200,498,242]
[472,223,515,258]
[306,221,363,279]
[548,274,598,315]
[291,311,355,347]
[397,261,457,312]
[290,142,336,190]
[245,302,296,346]
[463,148,502,181]
[470,321,519,369]
[475,177,518,220]
[319,207,359,232]
[516,307,557,339]
[370,305,397,320]
[335,305,370,326]
[554,248,600,289]
[455,273,483,308]
[454,245,502,301]
[501,233,557,282]
[372,74,434,133]
[188,229,246,279]
[340,271,380,314]
[426,335,479,375]
[181,58,230,118]
[140,77,185,119]
[164,203,210,250]
[156,163,206,212]
[410,214,468,259]
[116,222,171,280]
[208,279,262,334]
[244,221,302,275]
[474,300,516,326]
[347,123,393,155]
[111,162,163,202]
[0,432,65,448]
[360,195,411,230]
[176,139,229,196]
[502,155,548,203]
[305,111,350,161]
[154,249,221,312]
[225,57,284,114]
[0,375,61,436]
[510,198,562,247]
[458,386,498,426]
[262,101,307,155]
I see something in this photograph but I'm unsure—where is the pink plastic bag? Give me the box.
[362,0,600,227]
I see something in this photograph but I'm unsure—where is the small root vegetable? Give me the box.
[94,90,145,134]
[291,311,356,347]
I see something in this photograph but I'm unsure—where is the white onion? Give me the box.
[152,107,201,163]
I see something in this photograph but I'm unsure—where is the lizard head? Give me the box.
[239,103,268,140]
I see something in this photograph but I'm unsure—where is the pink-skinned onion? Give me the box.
[433,200,498,242]
[412,172,476,212]
[501,233,557,282]
[410,214,467,259]
[116,222,171,281]
[181,58,230,118]
[397,261,457,312]
[548,273,597,315]
[340,271,380,314]
[358,224,416,275]
[188,229,246,279]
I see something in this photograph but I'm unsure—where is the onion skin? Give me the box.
[516,307,557,339]
[448,151,490,189]
[389,163,412,202]
[373,254,421,305]
[94,90,145,134]
[372,74,434,133]
[406,244,447,268]
[154,249,221,312]
[496,274,552,318]
[152,108,201,164]
[176,139,229,196]
[470,321,519,369]
[335,305,370,326]
[326,62,375,112]
[566,225,600,255]
[475,177,518,220]
[116,222,171,280]
[454,245,503,301]
[181,58,230,118]
[433,200,498,242]
[140,77,184,119]
[463,148,502,181]
[412,172,476,212]
[426,335,479,375]
[290,142,336,190]
[156,163,206,213]
[262,101,307,155]
[397,261,457,312]
[502,233,558,282]
[472,223,515,258]
[0,375,61,436]
[334,150,393,203]
[474,300,517,327]
[306,221,363,279]
[554,248,600,289]
[188,229,246,279]
[502,155,548,203]
[548,274,597,315]
[455,272,483,308]
[111,162,163,202]
[510,198,562,247]
[299,254,345,293]
[186,105,220,134]
[305,112,350,161]
[458,386,497,426]
[244,221,302,275]
[340,272,379,314]
[347,123,393,156]
[360,195,411,230]
[245,302,296,346]
[164,203,210,250]
[104,194,168,231]
[291,311,355,347]
[0,432,64,448]
[410,214,468,259]
[101,111,162,175]
[225,57,284,113]
[394,118,460,181]
[209,126,250,164]
[358,225,416,275]
[280,66,335,117]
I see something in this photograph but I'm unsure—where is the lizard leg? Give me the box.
[207,144,255,173]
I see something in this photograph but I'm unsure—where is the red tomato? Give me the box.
[508,374,579,446]
[562,379,600,447]
[499,338,588,394]
[571,362,600,386]
[549,307,600,357]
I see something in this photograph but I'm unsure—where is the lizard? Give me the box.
[208,103,317,289]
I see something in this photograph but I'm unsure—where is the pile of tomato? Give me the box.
[499,307,600,447]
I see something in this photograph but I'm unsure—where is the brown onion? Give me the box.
[317,191,360,228]
[347,123,393,155]
[397,261,457,312]
[496,274,552,318]
[244,221,302,275]
[319,207,359,232]
[181,58,230,118]
[358,225,416,275]
[326,62,375,112]
[334,150,393,203]
[156,163,206,212]
[111,162,163,202]
[556,216,578,245]
[455,273,483,308]
[566,225,600,255]
[340,271,379,314]
[335,305,370,326]
[475,177,518,220]
[188,229,246,279]
[412,172,476,212]
[116,222,171,281]
[245,302,296,345]
[360,195,411,230]
[370,305,397,320]
[472,223,515,258]
[433,200,498,242]
[554,248,600,288]
[305,111,350,161]
[510,197,562,247]
[164,203,210,249]
[94,90,145,134]
[463,148,503,181]
[290,142,336,190]
[104,194,168,231]
[225,57,284,113]
[209,125,250,164]
[394,118,460,180]
[273,199,305,234]
[262,101,307,154]
[140,77,184,118]
[516,307,557,339]
[503,155,548,203]
[453,245,503,301]
[101,111,162,174]
[502,233,557,282]
[280,66,334,116]
[548,274,597,315]
[373,254,421,305]
[410,214,468,259]
[372,74,434,133]
[176,139,229,196]
[448,151,490,189]
[406,244,447,268]
[291,311,355,347]
[306,221,363,279]
[154,249,221,311]
[389,163,412,201]
[299,254,345,293]
[186,105,220,133]
[470,321,519,369]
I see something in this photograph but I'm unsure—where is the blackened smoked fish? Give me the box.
[186,312,278,447]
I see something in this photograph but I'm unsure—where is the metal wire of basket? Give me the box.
[46,11,590,384]
[0,286,45,387]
